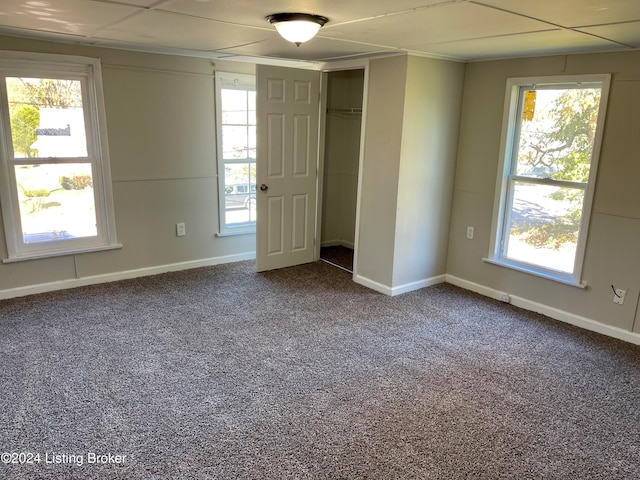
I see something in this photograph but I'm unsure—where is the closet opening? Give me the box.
[319,69,364,274]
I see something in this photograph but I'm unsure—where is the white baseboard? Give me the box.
[321,239,355,249]
[391,275,447,296]
[446,274,640,346]
[0,252,256,300]
[354,274,446,297]
[354,275,392,295]
[445,275,511,303]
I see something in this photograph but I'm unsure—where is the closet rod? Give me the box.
[327,107,362,115]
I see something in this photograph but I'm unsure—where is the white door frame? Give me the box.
[316,59,370,279]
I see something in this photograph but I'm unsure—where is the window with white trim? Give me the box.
[214,72,256,235]
[488,75,610,286]
[0,52,119,262]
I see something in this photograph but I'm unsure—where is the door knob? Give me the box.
[260,184,269,192]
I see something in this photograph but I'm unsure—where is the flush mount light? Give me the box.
[266,12,329,46]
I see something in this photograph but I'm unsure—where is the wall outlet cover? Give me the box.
[613,288,626,305]
[466,226,474,239]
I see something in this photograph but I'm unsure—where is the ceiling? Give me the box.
[0,0,639,64]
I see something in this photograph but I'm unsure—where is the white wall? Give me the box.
[447,51,640,336]
[392,56,464,288]
[356,56,407,288]
[357,55,465,294]
[0,35,256,295]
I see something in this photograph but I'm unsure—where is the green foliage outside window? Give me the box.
[9,105,40,158]
[511,88,601,250]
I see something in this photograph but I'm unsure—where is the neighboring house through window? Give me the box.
[215,72,256,235]
[487,74,611,286]
[0,51,119,261]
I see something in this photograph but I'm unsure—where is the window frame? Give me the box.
[486,74,611,287]
[0,51,119,262]
[214,71,256,237]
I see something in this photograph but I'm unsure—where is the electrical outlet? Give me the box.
[176,222,186,237]
[613,288,626,305]
[466,226,474,240]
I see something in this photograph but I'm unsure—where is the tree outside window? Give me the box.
[490,75,610,284]
[0,53,118,261]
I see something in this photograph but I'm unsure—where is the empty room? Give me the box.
[0,1,639,478]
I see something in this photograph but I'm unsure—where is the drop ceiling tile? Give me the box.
[95,10,275,51]
[217,36,395,62]
[579,21,640,47]
[0,25,101,45]
[159,0,447,27]
[320,2,553,48]
[414,29,624,61]
[477,0,640,28]
[0,0,140,36]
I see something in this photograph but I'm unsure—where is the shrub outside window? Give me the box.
[488,75,611,286]
[0,52,119,262]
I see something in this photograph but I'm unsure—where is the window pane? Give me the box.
[222,125,251,159]
[221,89,247,111]
[222,110,248,125]
[15,163,97,243]
[218,78,256,231]
[224,162,256,225]
[515,87,601,182]
[6,77,87,158]
[505,182,585,274]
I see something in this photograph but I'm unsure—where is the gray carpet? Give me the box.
[1,260,639,479]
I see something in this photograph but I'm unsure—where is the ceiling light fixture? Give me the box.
[266,12,329,47]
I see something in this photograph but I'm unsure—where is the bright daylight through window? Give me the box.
[0,52,118,261]
[489,75,610,285]
[215,72,256,235]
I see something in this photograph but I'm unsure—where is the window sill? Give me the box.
[215,229,256,238]
[482,257,587,289]
[3,243,123,264]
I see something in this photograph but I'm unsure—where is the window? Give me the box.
[488,75,610,286]
[0,52,119,261]
[214,72,256,235]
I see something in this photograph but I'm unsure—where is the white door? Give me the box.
[256,65,321,272]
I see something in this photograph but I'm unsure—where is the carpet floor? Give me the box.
[320,246,354,272]
[1,260,639,479]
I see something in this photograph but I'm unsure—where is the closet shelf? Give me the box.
[327,107,362,117]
